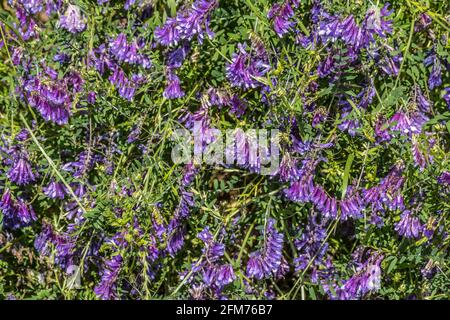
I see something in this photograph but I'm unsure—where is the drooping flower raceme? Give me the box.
[155,0,218,46]
[246,219,285,280]
[59,5,86,34]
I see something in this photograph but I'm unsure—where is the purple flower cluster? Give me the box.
[336,251,384,300]
[1,189,36,229]
[94,254,123,300]
[8,156,36,186]
[93,230,130,299]
[226,43,270,89]
[34,222,77,270]
[267,0,300,37]
[163,69,185,99]
[109,34,151,68]
[166,164,199,257]
[294,214,332,277]
[395,210,423,239]
[43,180,68,199]
[246,219,286,280]
[443,88,450,108]
[155,0,218,46]
[23,70,84,125]
[2,0,450,301]
[424,49,443,90]
[363,163,405,224]
[59,4,86,33]
[89,41,150,101]
[181,227,235,296]
[284,158,365,221]
[314,3,393,49]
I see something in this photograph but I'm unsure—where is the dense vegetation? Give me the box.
[0,0,450,299]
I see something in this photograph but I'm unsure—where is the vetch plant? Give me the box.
[0,0,449,300]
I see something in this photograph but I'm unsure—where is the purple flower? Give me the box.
[318,17,342,43]
[59,5,86,33]
[388,111,425,136]
[54,52,70,64]
[228,95,247,118]
[19,0,43,14]
[181,163,198,186]
[155,0,218,46]
[24,73,76,125]
[337,252,383,300]
[395,210,423,239]
[425,50,442,90]
[182,227,235,290]
[62,150,101,178]
[198,228,223,259]
[363,162,405,213]
[317,54,335,78]
[358,82,376,109]
[338,106,361,136]
[374,116,391,142]
[43,180,67,199]
[226,43,270,89]
[284,159,317,202]
[294,214,330,273]
[66,71,84,93]
[109,34,151,68]
[174,189,195,218]
[34,221,78,270]
[176,0,218,44]
[163,70,185,99]
[363,3,393,38]
[16,199,37,224]
[277,154,300,182]
[380,53,402,76]
[415,13,432,32]
[428,61,442,90]
[8,157,36,185]
[197,227,214,243]
[310,185,338,219]
[267,0,299,37]
[416,87,432,113]
[246,219,284,280]
[127,125,141,143]
[215,264,235,286]
[15,128,30,142]
[443,87,450,108]
[339,187,364,220]
[155,18,180,46]
[34,222,55,255]
[11,47,23,65]
[167,43,191,68]
[411,140,427,171]
[438,171,450,185]
[14,7,38,40]
[108,65,136,101]
[124,0,136,10]
[94,255,123,300]
[87,91,97,104]
[0,189,14,213]
[340,16,363,48]
[166,186,196,257]
[2,191,37,229]
[167,222,186,256]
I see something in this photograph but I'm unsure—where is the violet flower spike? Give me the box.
[8,157,36,185]
[163,70,185,99]
[395,210,423,239]
[59,5,86,34]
